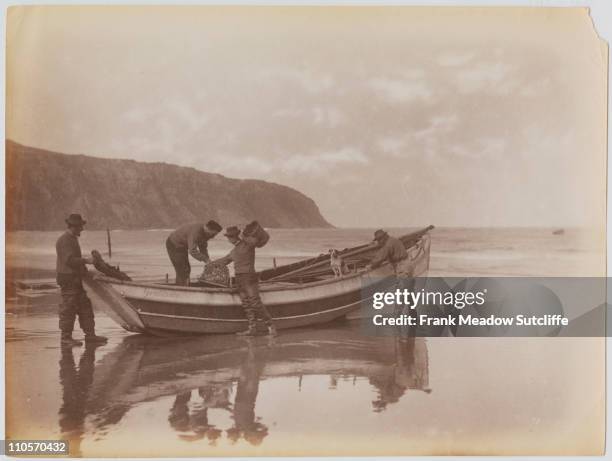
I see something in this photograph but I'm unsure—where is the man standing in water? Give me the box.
[55,214,108,347]
[212,226,276,336]
[166,220,222,285]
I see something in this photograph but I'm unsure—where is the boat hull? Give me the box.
[84,232,432,335]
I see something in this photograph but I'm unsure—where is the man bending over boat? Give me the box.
[211,226,276,336]
[55,214,108,347]
[166,220,223,286]
[367,229,412,279]
[367,229,415,320]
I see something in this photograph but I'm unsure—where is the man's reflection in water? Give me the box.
[168,385,231,444]
[370,337,430,412]
[226,339,268,446]
[167,339,268,446]
[58,343,102,456]
[160,335,429,442]
[168,391,192,433]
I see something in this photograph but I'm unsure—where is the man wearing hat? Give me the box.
[367,229,411,278]
[166,220,223,286]
[211,226,276,336]
[55,214,108,347]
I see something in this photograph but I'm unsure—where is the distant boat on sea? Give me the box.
[552,229,565,235]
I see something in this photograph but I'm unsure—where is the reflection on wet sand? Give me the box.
[370,337,430,412]
[227,340,268,446]
[57,323,429,449]
[168,387,226,444]
[166,346,268,447]
[58,343,103,456]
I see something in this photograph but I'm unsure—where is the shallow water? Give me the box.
[4,228,606,455]
[5,226,605,278]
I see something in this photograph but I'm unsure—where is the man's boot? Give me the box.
[236,317,259,336]
[61,333,83,347]
[84,333,108,344]
[236,307,260,336]
[236,326,259,336]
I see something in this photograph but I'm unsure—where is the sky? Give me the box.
[6,6,607,228]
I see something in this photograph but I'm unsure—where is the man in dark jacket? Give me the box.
[367,229,415,320]
[212,226,276,336]
[367,229,410,276]
[166,220,222,285]
[56,214,108,347]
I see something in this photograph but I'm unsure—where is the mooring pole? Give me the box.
[106,228,112,259]
[273,257,277,268]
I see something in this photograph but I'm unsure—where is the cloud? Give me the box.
[413,115,459,141]
[256,68,334,93]
[272,108,303,118]
[273,106,346,127]
[168,100,210,131]
[378,136,406,156]
[519,77,552,97]
[312,106,345,127]
[448,136,507,160]
[377,115,459,158]
[400,69,427,80]
[197,146,368,178]
[121,101,210,130]
[121,108,148,123]
[204,154,273,177]
[479,137,507,158]
[280,147,368,174]
[437,52,475,67]
[412,116,459,158]
[455,62,514,94]
[368,76,432,103]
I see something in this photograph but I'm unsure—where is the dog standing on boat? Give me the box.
[329,249,344,277]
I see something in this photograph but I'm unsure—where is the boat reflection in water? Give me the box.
[58,322,429,453]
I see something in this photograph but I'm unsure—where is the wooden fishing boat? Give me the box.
[84,226,434,335]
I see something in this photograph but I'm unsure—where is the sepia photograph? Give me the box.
[4,4,608,457]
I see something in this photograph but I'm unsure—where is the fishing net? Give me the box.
[91,250,132,281]
[199,263,230,286]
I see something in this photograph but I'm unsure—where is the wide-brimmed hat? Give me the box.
[65,213,87,227]
[373,229,388,242]
[223,226,241,238]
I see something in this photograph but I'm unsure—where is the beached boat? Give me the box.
[84,226,434,335]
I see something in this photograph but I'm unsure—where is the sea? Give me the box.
[4,228,606,456]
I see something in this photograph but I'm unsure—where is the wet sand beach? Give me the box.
[5,228,606,456]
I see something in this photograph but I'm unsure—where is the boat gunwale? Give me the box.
[93,265,381,294]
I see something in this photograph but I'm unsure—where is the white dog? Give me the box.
[329,249,344,277]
